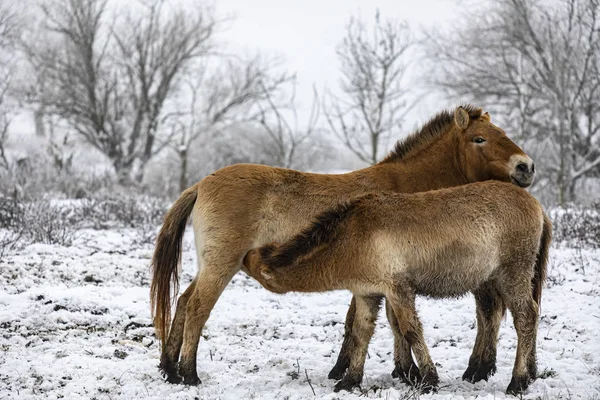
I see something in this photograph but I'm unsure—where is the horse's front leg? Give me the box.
[386,286,439,393]
[386,299,421,385]
[333,295,382,392]
[462,282,505,383]
[328,296,357,380]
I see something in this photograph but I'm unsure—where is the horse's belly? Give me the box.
[408,243,498,298]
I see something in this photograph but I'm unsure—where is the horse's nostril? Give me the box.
[516,162,529,173]
[531,163,535,172]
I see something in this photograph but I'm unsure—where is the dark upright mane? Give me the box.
[379,105,483,164]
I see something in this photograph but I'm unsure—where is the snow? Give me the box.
[1,227,599,399]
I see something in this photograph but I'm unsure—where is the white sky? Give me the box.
[216,0,462,128]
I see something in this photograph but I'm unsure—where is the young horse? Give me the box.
[150,106,536,386]
[243,181,552,395]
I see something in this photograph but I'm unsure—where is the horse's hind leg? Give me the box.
[463,282,505,383]
[160,278,196,383]
[386,299,421,385]
[178,257,241,385]
[333,295,381,392]
[386,286,439,393]
[328,296,357,380]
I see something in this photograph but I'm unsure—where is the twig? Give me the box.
[580,359,592,373]
[304,369,315,396]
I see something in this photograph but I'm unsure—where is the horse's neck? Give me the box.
[368,135,468,193]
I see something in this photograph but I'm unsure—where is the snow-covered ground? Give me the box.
[0,227,599,399]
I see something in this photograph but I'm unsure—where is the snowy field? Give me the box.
[0,227,599,400]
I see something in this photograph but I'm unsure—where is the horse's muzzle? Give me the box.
[511,162,535,188]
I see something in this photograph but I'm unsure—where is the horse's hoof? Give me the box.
[392,363,422,386]
[165,373,183,384]
[178,360,201,386]
[506,375,530,396]
[333,375,361,392]
[462,361,496,383]
[328,365,347,381]
[461,364,478,382]
[419,371,439,394]
[419,384,436,394]
[159,360,182,384]
[182,375,201,386]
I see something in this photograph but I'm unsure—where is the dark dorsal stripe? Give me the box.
[379,105,483,164]
[263,199,359,269]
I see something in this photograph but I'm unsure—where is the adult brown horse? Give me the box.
[150,105,536,386]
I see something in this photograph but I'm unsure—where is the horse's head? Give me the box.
[243,246,288,294]
[454,107,535,188]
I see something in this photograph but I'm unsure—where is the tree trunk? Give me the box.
[34,106,46,137]
[568,178,577,203]
[179,148,188,193]
[371,132,378,165]
[556,101,568,207]
[134,159,148,185]
[113,158,135,187]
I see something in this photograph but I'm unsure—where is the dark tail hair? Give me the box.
[533,213,552,308]
[263,199,360,269]
[150,185,198,344]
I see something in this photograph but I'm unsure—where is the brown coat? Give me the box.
[244,181,552,395]
[149,105,537,387]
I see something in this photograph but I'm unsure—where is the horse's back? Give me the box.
[194,163,365,201]
[190,163,377,266]
[365,181,544,296]
[191,164,298,253]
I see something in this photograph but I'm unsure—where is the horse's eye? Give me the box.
[473,137,486,144]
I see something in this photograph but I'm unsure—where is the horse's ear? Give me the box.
[260,267,274,280]
[454,107,470,130]
[481,112,491,122]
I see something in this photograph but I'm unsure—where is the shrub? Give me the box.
[22,201,78,246]
[548,202,600,248]
[0,229,23,259]
[76,194,166,230]
[0,194,168,250]
[0,196,23,229]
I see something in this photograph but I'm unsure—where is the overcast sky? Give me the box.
[216,0,462,130]
[11,0,466,165]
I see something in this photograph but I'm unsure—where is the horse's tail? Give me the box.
[533,213,552,309]
[150,184,198,344]
[262,199,360,269]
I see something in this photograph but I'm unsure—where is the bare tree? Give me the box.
[427,0,600,205]
[24,0,219,184]
[112,0,218,183]
[0,0,20,172]
[23,0,115,164]
[254,80,320,169]
[171,55,292,192]
[324,11,414,165]
[0,75,11,171]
